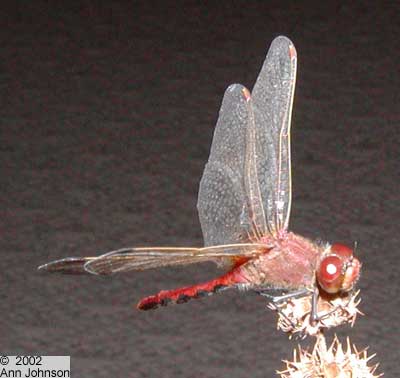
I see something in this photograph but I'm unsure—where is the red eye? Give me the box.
[331,243,353,259]
[317,255,344,293]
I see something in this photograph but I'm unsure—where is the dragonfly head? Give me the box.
[316,243,361,294]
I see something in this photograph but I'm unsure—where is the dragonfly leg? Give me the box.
[311,287,355,324]
[268,301,299,331]
[310,287,319,324]
[256,288,312,304]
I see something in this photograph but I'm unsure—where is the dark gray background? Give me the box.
[2,2,399,377]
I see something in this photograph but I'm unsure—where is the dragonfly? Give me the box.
[38,36,361,319]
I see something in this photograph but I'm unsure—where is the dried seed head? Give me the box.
[269,290,362,338]
[278,333,382,378]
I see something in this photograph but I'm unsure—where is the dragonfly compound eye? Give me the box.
[330,243,353,259]
[317,255,344,294]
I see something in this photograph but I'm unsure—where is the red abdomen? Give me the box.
[137,268,248,310]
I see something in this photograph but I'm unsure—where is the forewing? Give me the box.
[197,84,255,246]
[251,36,297,235]
[39,244,264,275]
[82,243,264,275]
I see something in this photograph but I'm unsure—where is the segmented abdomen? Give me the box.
[137,269,248,310]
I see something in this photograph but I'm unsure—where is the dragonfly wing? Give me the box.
[198,37,297,246]
[84,243,264,275]
[38,257,95,274]
[198,84,258,246]
[251,36,297,235]
[39,244,265,275]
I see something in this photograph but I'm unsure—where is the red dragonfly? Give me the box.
[39,36,361,318]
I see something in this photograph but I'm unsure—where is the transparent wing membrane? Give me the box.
[197,84,255,246]
[242,88,268,239]
[198,36,297,245]
[252,36,297,235]
[38,243,265,275]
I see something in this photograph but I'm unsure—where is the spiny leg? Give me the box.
[263,285,345,324]
[256,288,312,330]
[311,287,356,324]
[256,287,312,304]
